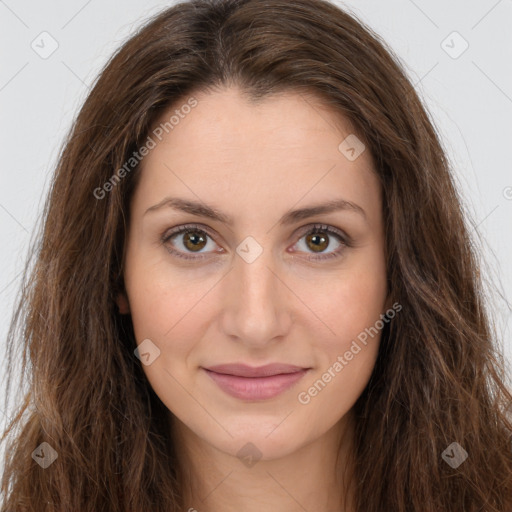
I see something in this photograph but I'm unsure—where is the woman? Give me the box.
[2,0,511,510]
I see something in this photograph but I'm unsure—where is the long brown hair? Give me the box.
[2,0,511,510]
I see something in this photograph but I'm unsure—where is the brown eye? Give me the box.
[161,223,349,262]
[305,232,329,252]
[161,225,220,260]
[292,224,349,261]
[181,230,207,252]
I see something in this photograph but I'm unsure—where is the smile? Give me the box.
[202,366,311,400]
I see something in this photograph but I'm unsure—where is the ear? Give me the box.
[116,291,131,315]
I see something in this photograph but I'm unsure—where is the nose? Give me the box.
[219,244,293,349]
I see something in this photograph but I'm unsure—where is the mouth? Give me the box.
[202,363,311,401]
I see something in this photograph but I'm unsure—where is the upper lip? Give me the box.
[204,363,309,378]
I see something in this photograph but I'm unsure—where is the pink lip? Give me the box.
[203,363,311,401]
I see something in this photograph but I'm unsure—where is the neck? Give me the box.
[170,410,357,512]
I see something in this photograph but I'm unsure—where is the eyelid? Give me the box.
[161,223,223,247]
[160,222,351,261]
[294,223,350,245]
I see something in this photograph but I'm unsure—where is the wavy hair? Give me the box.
[2,0,511,510]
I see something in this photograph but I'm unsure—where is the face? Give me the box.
[118,86,390,461]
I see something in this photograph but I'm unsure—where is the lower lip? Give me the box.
[203,368,310,401]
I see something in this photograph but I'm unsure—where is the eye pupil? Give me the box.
[306,232,329,252]
[165,224,344,261]
[184,231,207,251]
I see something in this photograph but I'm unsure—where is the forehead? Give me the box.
[131,86,380,227]
[150,86,360,155]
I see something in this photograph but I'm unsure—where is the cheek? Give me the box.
[315,264,387,348]
[298,259,386,413]
[123,253,201,366]
[124,267,202,414]
[296,341,379,440]
[124,240,199,331]
[296,274,386,427]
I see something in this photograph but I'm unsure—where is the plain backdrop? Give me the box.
[1,0,511,434]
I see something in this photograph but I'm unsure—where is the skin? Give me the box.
[117,86,391,512]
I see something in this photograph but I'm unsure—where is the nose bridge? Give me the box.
[238,247,275,306]
[220,237,291,345]
[235,234,276,298]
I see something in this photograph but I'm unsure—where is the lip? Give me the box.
[202,363,311,401]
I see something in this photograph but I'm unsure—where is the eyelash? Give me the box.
[160,223,351,262]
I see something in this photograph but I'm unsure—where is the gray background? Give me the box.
[1,0,511,433]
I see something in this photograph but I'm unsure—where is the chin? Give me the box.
[200,413,316,462]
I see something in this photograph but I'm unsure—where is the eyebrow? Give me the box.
[144,196,367,225]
